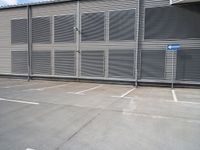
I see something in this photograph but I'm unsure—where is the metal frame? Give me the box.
[135,0,141,87]
[51,16,55,75]
[76,0,81,79]
[4,0,200,86]
[27,5,32,81]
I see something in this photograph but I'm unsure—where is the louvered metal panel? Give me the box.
[165,50,177,80]
[109,9,135,41]
[145,4,200,39]
[141,50,165,79]
[176,49,200,81]
[1,0,200,85]
[11,19,27,44]
[170,0,200,5]
[11,51,28,74]
[109,50,134,78]
[54,50,76,76]
[32,51,51,75]
[0,8,27,74]
[54,15,75,43]
[81,50,104,77]
[81,12,105,41]
[144,0,169,8]
[32,17,51,43]
[80,0,138,12]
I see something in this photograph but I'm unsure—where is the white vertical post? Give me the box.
[171,51,174,89]
[135,0,141,87]
[27,5,32,82]
[105,12,109,78]
[76,0,80,79]
[52,16,55,75]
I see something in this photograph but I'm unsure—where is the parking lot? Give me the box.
[0,78,200,150]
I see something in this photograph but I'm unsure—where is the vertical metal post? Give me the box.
[52,16,55,75]
[27,5,32,82]
[171,51,174,89]
[135,0,141,87]
[104,12,109,79]
[76,0,80,79]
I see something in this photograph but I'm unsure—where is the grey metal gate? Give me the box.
[7,0,200,85]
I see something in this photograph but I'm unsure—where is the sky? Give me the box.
[0,0,50,6]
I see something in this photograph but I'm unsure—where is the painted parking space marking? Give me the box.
[112,87,136,98]
[67,85,102,95]
[120,88,136,98]
[165,100,200,105]
[26,148,36,150]
[23,83,72,91]
[76,85,102,94]
[0,98,39,105]
[172,89,178,102]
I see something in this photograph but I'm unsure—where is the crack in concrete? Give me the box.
[55,112,101,150]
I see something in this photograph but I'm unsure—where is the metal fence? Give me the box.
[0,0,200,85]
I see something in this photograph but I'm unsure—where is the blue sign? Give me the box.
[167,44,181,51]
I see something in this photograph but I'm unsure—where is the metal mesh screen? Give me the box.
[141,50,165,79]
[32,17,51,43]
[81,50,104,77]
[81,12,105,41]
[176,49,200,81]
[54,15,75,43]
[109,9,135,41]
[145,4,200,39]
[11,19,27,44]
[11,51,28,74]
[109,50,134,78]
[32,51,51,75]
[54,51,76,76]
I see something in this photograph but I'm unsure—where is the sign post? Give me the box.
[167,44,180,89]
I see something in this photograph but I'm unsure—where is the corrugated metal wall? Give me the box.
[140,0,200,84]
[0,0,200,85]
[31,2,77,77]
[79,0,137,81]
[0,8,27,75]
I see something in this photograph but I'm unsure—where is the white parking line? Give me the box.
[165,100,200,105]
[75,85,102,94]
[4,83,38,88]
[172,89,178,102]
[0,98,39,105]
[121,88,136,98]
[112,88,136,98]
[26,148,36,150]
[23,83,71,91]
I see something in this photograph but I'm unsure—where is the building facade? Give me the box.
[0,0,200,85]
